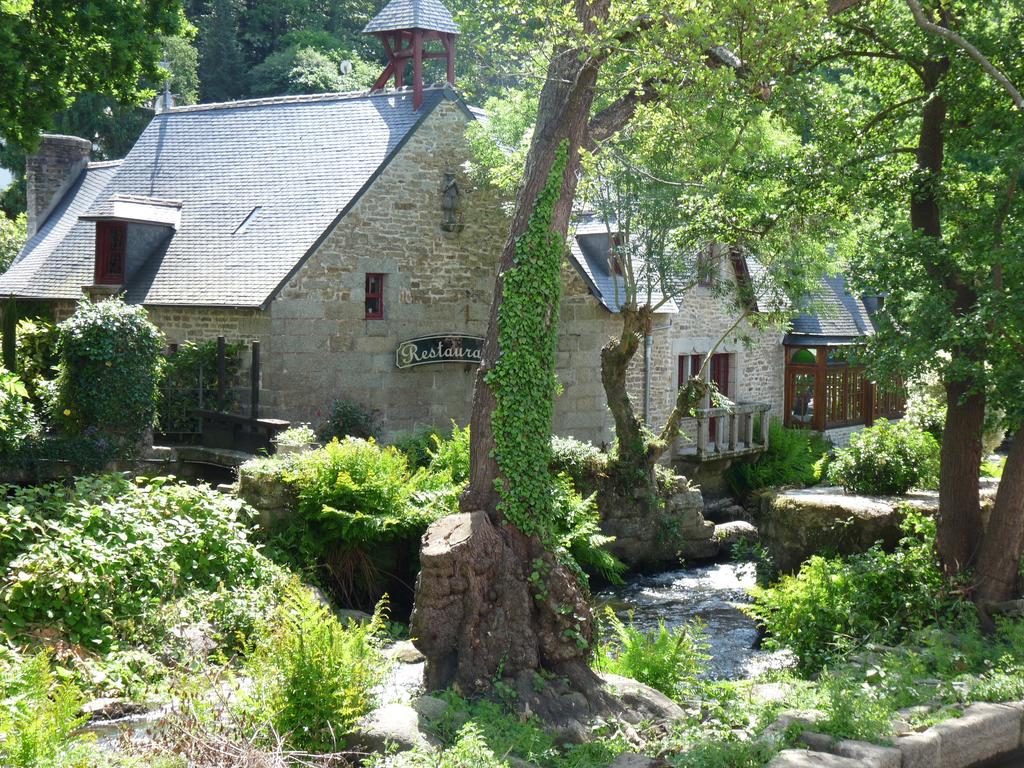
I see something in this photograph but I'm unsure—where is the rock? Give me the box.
[833,739,901,768]
[896,730,942,768]
[336,608,373,624]
[607,752,670,767]
[79,698,149,722]
[713,520,759,549]
[759,710,826,745]
[388,640,426,664]
[768,749,864,767]
[350,702,441,753]
[931,702,1021,768]
[236,464,298,528]
[757,488,908,573]
[597,672,687,724]
[168,621,217,658]
[411,695,450,723]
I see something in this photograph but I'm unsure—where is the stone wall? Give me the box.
[262,101,508,438]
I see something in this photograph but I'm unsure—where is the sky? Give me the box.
[0,167,11,189]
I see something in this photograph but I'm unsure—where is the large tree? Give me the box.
[410,0,827,711]
[801,0,1023,597]
[0,0,185,149]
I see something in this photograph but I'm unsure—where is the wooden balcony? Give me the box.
[673,401,771,462]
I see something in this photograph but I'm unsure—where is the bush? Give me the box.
[0,368,37,459]
[240,582,389,752]
[53,298,164,450]
[0,475,282,653]
[750,512,966,671]
[594,608,709,700]
[273,423,317,448]
[427,422,471,484]
[826,419,939,495]
[316,397,381,442]
[391,427,443,469]
[726,420,829,497]
[550,435,607,488]
[14,317,58,403]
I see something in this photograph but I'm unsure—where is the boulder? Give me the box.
[79,698,149,722]
[596,672,687,723]
[349,702,441,753]
[768,749,864,767]
[714,520,759,549]
[388,640,426,664]
[757,488,907,574]
[607,752,670,768]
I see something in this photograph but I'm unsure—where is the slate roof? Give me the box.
[785,274,875,345]
[567,216,678,314]
[0,87,457,307]
[363,0,460,34]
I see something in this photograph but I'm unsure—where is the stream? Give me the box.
[596,561,794,680]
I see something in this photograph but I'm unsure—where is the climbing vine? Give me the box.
[486,143,569,542]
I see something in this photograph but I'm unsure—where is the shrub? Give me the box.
[240,582,389,752]
[53,298,164,450]
[273,423,317,448]
[316,397,380,442]
[0,368,37,459]
[552,474,626,585]
[14,317,59,402]
[826,419,939,495]
[750,512,966,671]
[726,420,829,497]
[392,426,443,469]
[594,608,709,700]
[427,422,471,484]
[0,475,282,652]
[550,435,607,488]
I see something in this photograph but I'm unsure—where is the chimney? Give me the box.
[26,134,92,238]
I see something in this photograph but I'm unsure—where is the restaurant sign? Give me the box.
[395,334,485,369]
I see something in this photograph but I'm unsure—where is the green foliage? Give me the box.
[0,0,184,147]
[551,475,626,586]
[14,317,58,402]
[273,423,317,448]
[426,422,471,485]
[282,438,453,549]
[0,651,95,768]
[904,368,1006,456]
[726,421,830,496]
[0,367,36,458]
[0,212,26,272]
[391,427,443,469]
[750,512,966,672]
[317,396,381,442]
[487,143,568,541]
[159,338,243,437]
[0,475,281,653]
[826,419,939,496]
[594,608,709,700]
[550,435,608,489]
[53,298,165,451]
[248,44,375,95]
[239,581,389,752]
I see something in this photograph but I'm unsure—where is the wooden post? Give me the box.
[250,341,260,421]
[814,347,827,433]
[217,336,227,412]
[445,33,456,85]
[1,296,16,372]
[412,30,424,109]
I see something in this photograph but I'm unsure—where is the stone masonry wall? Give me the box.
[26,135,92,238]
[263,101,508,438]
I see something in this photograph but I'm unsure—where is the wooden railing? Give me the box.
[674,402,772,461]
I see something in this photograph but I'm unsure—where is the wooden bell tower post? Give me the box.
[363,0,460,110]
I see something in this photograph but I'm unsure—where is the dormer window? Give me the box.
[95,221,126,285]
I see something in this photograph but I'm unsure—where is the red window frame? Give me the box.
[365,273,385,319]
[95,221,127,285]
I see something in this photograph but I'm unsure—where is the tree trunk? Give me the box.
[412,9,615,702]
[936,383,986,575]
[601,303,650,472]
[973,430,1024,605]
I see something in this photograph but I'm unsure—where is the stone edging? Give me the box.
[769,700,1024,768]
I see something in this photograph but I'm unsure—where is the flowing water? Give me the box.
[596,561,795,680]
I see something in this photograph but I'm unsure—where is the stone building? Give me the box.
[0,0,894,455]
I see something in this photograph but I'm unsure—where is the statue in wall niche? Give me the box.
[441,173,463,233]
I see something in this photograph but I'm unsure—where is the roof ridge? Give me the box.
[166,85,450,114]
[87,160,123,169]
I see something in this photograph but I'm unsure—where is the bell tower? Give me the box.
[363,0,460,110]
